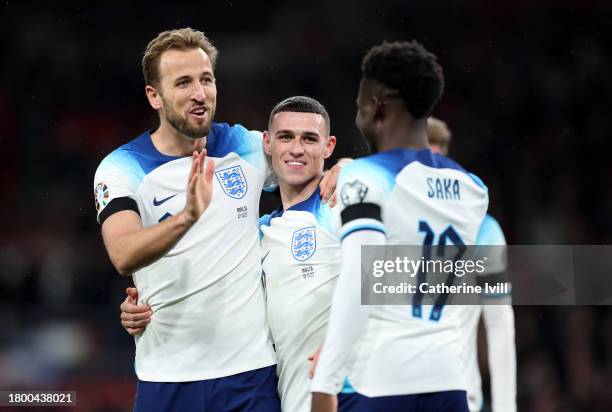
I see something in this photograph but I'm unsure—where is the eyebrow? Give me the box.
[174,75,191,84]
[173,71,214,83]
[274,129,320,138]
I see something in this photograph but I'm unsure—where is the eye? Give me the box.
[279,134,292,141]
[177,79,189,87]
[202,76,215,85]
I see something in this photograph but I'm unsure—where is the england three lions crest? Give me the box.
[215,165,248,199]
[292,226,317,261]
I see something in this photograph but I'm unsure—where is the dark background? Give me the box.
[1,1,611,411]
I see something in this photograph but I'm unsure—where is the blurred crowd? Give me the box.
[1,1,611,410]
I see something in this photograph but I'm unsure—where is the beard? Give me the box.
[161,95,215,139]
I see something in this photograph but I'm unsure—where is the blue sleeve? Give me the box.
[476,214,507,246]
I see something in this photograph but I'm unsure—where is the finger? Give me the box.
[126,287,138,300]
[120,297,135,312]
[132,318,150,328]
[320,174,335,203]
[328,192,337,208]
[199,149,207,175]
[120,299,149,312]
[190,151,199,178]
[323,186,334,204]
[308,363,315,379]
[122,308,152,321]
[126,327,145,336]
[121,304,152,318]
[204,158,215,184]
[319,173,330,203]
[188,173,198,197]
[196,149,205,174]
[122,316,150,328]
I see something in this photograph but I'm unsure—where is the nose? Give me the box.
[289,137,305,156]
[191,82,206,103]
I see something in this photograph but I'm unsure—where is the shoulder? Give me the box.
[95,132,151,178]
[96,130,183,179]
[206,122,262,158]
[476,214,506,246]
[341,153,395,183]
[338,154,395,203]
[338,149,438,206]
[314,202,342,239]
[340,148,478,188]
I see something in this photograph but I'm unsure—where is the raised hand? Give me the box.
[184,149,215,225]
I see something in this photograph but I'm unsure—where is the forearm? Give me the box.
[311,229,385,394]
[482,303,516,412]
[103,211,194,276]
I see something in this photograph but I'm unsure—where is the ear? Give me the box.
[372,96,385,122]
[263,131,272,156]
[323,135,337,159]
[145,85,162,110]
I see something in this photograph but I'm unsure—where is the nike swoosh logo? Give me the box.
[153,194,177,206]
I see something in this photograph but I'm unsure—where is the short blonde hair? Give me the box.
[142,27,218,87]
[427,117,452,147]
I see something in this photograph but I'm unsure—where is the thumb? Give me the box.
[126,287,138,300]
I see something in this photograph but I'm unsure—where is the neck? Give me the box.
[376,113,429,153]
[150,119,206,156]
[279,175,321,210]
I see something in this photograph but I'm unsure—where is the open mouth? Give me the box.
[285,160,306,169]
[189,106,208,119]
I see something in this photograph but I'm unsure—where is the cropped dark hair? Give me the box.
[361,40,444,119]
[269,96,330,134]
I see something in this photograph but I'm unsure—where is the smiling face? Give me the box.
[264,111,336,189]
[146,48,217,139]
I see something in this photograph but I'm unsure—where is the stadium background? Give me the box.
[1,1,611,411]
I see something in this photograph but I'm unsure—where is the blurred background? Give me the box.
[1,1,611,411]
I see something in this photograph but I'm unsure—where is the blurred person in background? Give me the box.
[428,117,517,412]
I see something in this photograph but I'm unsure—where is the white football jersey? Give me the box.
[456,214,509,411]
[260,188,342,412]
[93,123,277,382]
[336,148,488,397]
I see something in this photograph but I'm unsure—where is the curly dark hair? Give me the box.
[361,40,444,119]
[268,96,330,134]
